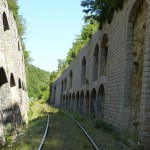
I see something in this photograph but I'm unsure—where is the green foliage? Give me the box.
[27,65,50,102]
[57,59,66,71]
[7,0,30,68]
[49,21,98,99]
[7,0,26,37]
[66,20,98,65]
[81,0,124,29]
[94,118,114,133]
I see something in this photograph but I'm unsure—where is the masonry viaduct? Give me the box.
[0,0,28,145]
[51,0,150,147]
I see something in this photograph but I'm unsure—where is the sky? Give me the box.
[18,0,85,72]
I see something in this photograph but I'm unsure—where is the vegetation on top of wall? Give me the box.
[7,0,49,103]
[7,0,31,67]
[7,0,26,37]
[81,0,124,29]
[66,19,98,64]
[50,0,126,87]
[51,20,99,82]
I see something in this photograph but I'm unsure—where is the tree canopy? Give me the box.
[56,20,98,76]
[27,65,50,102]
[81,0,124,28]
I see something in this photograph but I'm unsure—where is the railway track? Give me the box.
[39,107,100,150]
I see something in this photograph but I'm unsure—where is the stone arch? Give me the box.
[76,92,79,112]
[80,91,84,114]
[53,86,56,105]
[10,73,16,87]
[97,84,105,118]
[72,93,75,111]
[18,79,21,89]
[22,81,24,90]
[64,78,67,91]
[3,12,9,32]
[63,95,65,107]
[18,78,22,106]
[18,42,20,51]
[0,67,13,125]
[85,91,90,114]
[90,88,97,117]
[66,94,68,108]
[128,0,148,132]
[10,73,17,106]
[100,34,108,76]
[81,57,86,85]
[60,80,63,107]
[0,67,8,87]
[69,70,73,89]
[92,44,99,81]
[69,93,71,109]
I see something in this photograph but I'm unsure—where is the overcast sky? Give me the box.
[18,0,85,72]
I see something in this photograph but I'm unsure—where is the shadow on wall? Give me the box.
[1,102,23,145]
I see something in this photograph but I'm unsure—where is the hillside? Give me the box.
[27,64,50,101]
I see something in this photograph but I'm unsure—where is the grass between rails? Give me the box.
[6,100,94,150]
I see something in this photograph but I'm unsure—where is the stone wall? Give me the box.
[0,0,28,145]
[51,0,150,147]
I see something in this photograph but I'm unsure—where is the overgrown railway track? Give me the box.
[39,107,99,150]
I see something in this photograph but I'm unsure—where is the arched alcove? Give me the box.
[69,71,73,89]
[69,93,71,109]
[72,93,75,111]
[53,86,56,105]
[85,91,90,114]
[63,95,65,107]
[3,12,9,31]
[97,85,105,118]
[18,42,20,51]
[100,34,108,76]
[80,91,84,114]
[90,88,97,117]
[128,0,148,132]
[10,73,16,87]
[65,78,67,91]
[60,80,63,107]
[0,68,13,125]
[81,57,86,85]
[18,79,21,89]
[76,92,79,112]
[92,44,99,81]
[0,67,8,87]
[66,94,68,108]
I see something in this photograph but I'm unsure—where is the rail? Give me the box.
[37,105,50,150]
[60,109,100,150]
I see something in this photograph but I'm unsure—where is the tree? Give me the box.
[57,59,66,71]
[81,0,124,28]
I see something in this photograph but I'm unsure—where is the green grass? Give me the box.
[62,109,126,150]
[62,109,146,150]
[5,100,144,150]
[5,101,94,150]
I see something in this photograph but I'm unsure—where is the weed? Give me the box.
[94,118,114,133]
[74,116,85,122]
